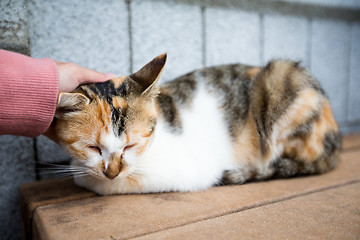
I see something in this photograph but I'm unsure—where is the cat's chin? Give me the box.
[73,174,145,195]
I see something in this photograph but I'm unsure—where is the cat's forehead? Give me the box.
[76,77,131,137]
[74,76,156,138]
[80,77,130,101]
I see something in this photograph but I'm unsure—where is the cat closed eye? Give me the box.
[88,146,102,155]
[124,143,137,152]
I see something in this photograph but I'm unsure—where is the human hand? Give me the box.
[56,61,115,93]
[44,61,115,142]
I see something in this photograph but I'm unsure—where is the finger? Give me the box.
[76,65,115,85]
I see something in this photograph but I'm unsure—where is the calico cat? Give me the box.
[54,54,341,195]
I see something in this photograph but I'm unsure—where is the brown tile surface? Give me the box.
[133,183,360,240]
[342,133,360,151]
[31,149,360,240]
[20,178,97,240]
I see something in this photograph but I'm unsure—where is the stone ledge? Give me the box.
[20,134,360,240]
[133,182,360,240]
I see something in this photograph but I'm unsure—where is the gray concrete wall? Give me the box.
[1,0,360,239]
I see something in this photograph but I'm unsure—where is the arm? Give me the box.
[0,50,114,138]
[0,50,59,137]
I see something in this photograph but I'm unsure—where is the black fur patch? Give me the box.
[323,131,342,157]
[111,106,127,136]
[271,157,302,178]
[163,76,197,105]
[79,80,133,136]
[200,64,252,138]
[86,80,131,104]
[290,112,320,140]
[157,93,182,132]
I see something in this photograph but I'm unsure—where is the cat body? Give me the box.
[55,54,341,195]
[74,81,236,194]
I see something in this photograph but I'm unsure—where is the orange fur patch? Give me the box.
[282,89,320,132]
[233,114,260,165]
[97,99,112,127]
[142,131,153,138]
[62,137,79,145]
[112,77,126,88]
[112,97,128,109]
[281,98,338,163]
[270,88,323,162]
[245,67,261,80]
[308,100,338,158]
[56,98,113,161]
[320,100,338,131]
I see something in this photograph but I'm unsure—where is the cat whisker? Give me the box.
[82,169,104,179]
[127,171,143,180]
[40,173,77,179]
[126,173,139,181]
[41,169,86,173]
[127,175,136,181]
[72,173,93,178]
[36,161,102,180]
[134,163,153,168]
[133,165,153,171]
[129,167,143,173]
[37,163,89,171]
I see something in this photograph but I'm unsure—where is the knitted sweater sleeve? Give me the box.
[0,50,59,137]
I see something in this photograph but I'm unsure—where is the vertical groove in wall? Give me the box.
[259,13,265,65]
[306,17,312,70]
[33,138,40,180]
[201,5,206,67]
[23,0,31,56]
[126,0,133,73]
[28,12,40,180]
[345,21,353,124]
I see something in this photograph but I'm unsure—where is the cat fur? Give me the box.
[54,54,341,195]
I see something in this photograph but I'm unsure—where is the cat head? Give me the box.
[54,54,166,181]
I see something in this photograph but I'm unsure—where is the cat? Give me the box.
[54,53,341,195]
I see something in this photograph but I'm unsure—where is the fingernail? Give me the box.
[105,73,116,79]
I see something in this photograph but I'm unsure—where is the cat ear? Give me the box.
[55,92,90,118]
[130,53,167,94]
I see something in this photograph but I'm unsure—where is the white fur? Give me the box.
[75,84,236,194]
[138,86,235,192]
[101,129,126,170]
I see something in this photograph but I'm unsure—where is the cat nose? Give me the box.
[103,153,123,179]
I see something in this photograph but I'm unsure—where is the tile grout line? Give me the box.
[126,179,360,240]
[126,0,133,74]
[259,13,265,65]
[27,0,40,181]
[345,21,353,125]
[306,17,312,70]
[33,138,40,181]
[201,5,206,67]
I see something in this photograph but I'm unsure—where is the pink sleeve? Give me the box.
[0,50,59,137]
